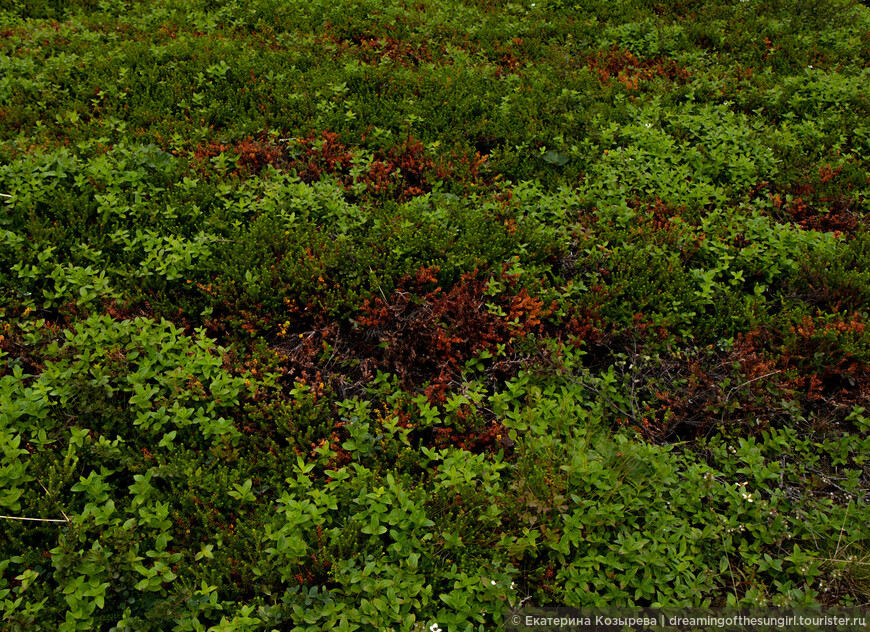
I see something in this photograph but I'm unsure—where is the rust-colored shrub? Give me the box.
[586,46,691,88]
[292,130,355,183]
[234,137,284,173]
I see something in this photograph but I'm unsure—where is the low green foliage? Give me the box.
[1,0,869,629]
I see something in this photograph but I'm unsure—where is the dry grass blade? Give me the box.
[0,514,68,523]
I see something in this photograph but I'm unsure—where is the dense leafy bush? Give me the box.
[1,0,869,629]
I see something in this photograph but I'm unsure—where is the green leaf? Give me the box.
[542,150,569,166]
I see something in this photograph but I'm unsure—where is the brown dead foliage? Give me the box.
[431,147,492,193]
[774,191,862,237]
[192,140,233,163]
[491,37,525,78]
[628,198,701,252]
[292,130,355,183]
[354,268,514,403]
[350,35,435,67]
[291,131,496,200]
[616,308,869,441]
[189,129,495,199]
[266,265,602,412]
[791,259,870,315]
[190,134,289,177]
[768,165,866,238]
[235,138,285,173]
[261,269,572,457]
[313,22,442,68]
[350,136,437,201]
[103,299,156,323]
[623,333,788,442]
[651,318,869,439]
[586,46,691,89]
[782,313,870,410]
[383,137,434,194]
[289,131,435,200]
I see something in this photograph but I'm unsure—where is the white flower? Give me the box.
[491,580,497,585]
[430,625,442,632]
[511,582,516,589]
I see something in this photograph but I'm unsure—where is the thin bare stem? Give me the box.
[725,370,782,401]
[0,515,68,523]
[577,379,635,423]
[834,500,852,562]
[39,480,71,523]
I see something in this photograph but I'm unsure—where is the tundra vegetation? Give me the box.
[1,0,869,629]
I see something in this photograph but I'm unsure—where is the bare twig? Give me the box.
[576,379,636,424]
[628,340,639,423]
[510,594,534,615]
[369,266,388,304]
[0,515,68,523]
[39,481,71,523]
[725,370,782,401]
[834,500,851,562]
[719,370,783,427]
[807,470,861,498]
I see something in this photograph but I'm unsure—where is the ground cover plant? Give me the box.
[1,0,870,629]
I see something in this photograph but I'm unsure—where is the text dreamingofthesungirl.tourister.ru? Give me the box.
[521,614,869,628]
